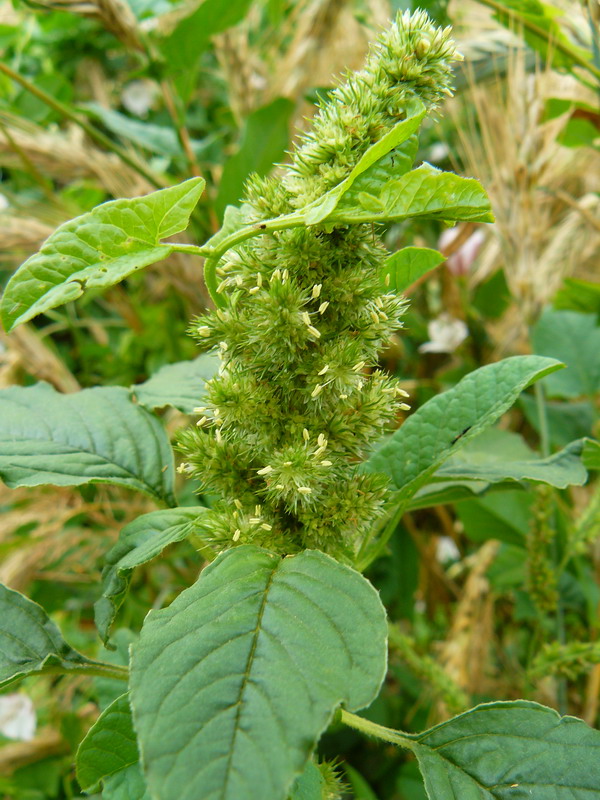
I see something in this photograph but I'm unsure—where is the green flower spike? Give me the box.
[178,10,460,559]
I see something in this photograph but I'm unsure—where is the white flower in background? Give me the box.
[437,536,460,563]
[0,694,36,741]
[438,226,486,277]
[121,80,158,117]
[429,141,449,163]
[0,193,9,212]
[419,313,469,354]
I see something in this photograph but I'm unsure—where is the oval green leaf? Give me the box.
[366,356,564,503]
[1,178,205,331]
[409,700,600,798]
[0,383,175,505]
[130,546,387,800]
[76,693,149,798]
[329,164,494,225]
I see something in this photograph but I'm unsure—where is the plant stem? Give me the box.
[44,660,129,682]
[534,381,550,459]
[200,211,306,307]
[477,0,600,83]
[0,61,166,190]
[339,709,414,750]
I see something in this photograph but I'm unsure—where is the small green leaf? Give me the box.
[329,164,494,226]
[366,356,563,505]
[382,246,444,293]
[76,694,148,798]
[95,507,204,644]
[408,700,600,798]
[0,178,205,331]
[130,546,387,800]
[531,309,600,399]
[0,383,175,505]
[436,429,588,489]
[0,583,98,690]
[131,353,219,412]
[304,100,425,225]
[216,98,295,221]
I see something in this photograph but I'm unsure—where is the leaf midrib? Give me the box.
[220,562,278,799]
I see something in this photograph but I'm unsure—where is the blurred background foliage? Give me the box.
[0,0,599,797]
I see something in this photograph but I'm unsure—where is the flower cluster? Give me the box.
[178,11,459,559]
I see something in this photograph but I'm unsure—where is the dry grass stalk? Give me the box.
[0,483,152,591]
[0,113,152,198]
[0,728,67,776]
[0,324,80,392]
[213,0,389,121]
[453,49,600,341]
[438,540,499,695]
[25,0,143,50]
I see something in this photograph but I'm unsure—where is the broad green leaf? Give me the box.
[0,583,99,690]
[0,178,205,331]
[76,693,148,798]
[0,383,175,505]
[435,429,587,488]
[216,98,294,221]
[130,546,387,800]
[456,490,533,547]
[366,356,563,505]
[531,309,600,399]
[95,507,204,644]
[408,700,600,798]
[327,164,494,226]
[131,353,219,412]
[304,100,425,225]
[583,439,600,471]
[382,246,444,293]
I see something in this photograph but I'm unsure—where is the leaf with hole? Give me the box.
[129,546,387,800]
[0,383,175,505]
[0,178,204,331]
